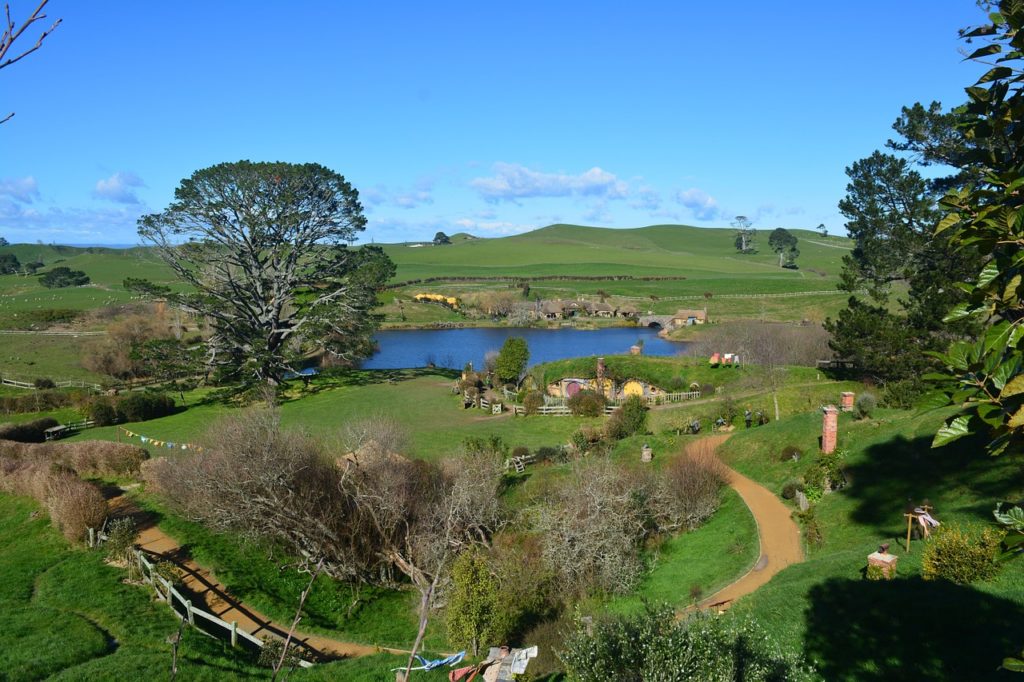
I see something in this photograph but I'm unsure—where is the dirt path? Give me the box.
[108,493,406,660]
[688,434,804,611]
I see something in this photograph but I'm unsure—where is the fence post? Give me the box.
[231,620,238,647]
[88,527,95,548]
[185,600,195,625]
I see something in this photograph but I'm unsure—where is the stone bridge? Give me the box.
[638,314,673,329]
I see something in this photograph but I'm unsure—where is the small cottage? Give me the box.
[590,301,615,318]
[670,308,707,327]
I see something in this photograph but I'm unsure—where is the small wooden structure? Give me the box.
[641,443,653,463]
[904,504,936,552]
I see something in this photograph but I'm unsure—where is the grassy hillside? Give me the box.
[384,224,851,283]
[717,409,1024,680]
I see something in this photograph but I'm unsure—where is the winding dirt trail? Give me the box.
[108,493,407,660]
[688,434,804,611]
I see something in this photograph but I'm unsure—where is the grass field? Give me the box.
[717,408,1024,680]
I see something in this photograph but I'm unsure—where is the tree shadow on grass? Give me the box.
[840,431,1024,533]
[804,576,1023,681]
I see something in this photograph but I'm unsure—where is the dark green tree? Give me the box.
[433,231,451,245]
[0,252,19,274]
[926,2,1024,456]
[131,338,203,403]
[768,227,799,268]
[135,161,393,387]
[446,548,501,656]
[39,266,89,288]
[494,337,529,385]
[0,236,8,246]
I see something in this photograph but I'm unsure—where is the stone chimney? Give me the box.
[822,405,838,454]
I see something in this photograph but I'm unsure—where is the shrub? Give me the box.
[781,480,803,500]
[605,395,648,440]
[794,507,824,548]
[535,446,566,464]
[511,446,529,461]
[0,390,75,415]
[522,390,545,415]
[33,377,56,389]
[39,266,90,288]
[447,548,501,656]
[558,605,814,681]
[115,392,176,422]
[567,390,606,417]
[45,474,107,542]
[0,440,148,477]
[921,524,1004,584]
[0,417,60,443]
[104,517,138,564]
[865,563,893,581]
[780,445,802,462]
[855,392,877,419]
[663,441,726,530]
[88,397,118,426]
[570,429,590,454]
[701,383,715,396]
[882,378,927,409]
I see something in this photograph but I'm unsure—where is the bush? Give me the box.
[104,517,138,564]
[115,392,176,422]
[865,563,893,581]
[88,398,118,426]
[535,446,567,464]
[0,417,60,443]
[33,377,56,389]
[780,445,803,462]
[663,441,726,530]
[921,524,1004,584]
[0,440,148,477]
[794,507,824,548]
[882,378,927,409]
[522,390,545,415]
[510,446,529,461]
[781,480,803,500]
[558,604,814,681]
[567,390,606,417]
[855,392,877,419]
[39,266,90,288]
[0,459,108,543]
[605,395,648,440]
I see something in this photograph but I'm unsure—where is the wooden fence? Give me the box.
[131,549,314,667]
[512,391,701,415]
[0,375,103,391]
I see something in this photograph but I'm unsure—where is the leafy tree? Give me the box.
[768,227,799,268]
[816,223,828,237]
[927,2,1024,456]
[39,266,89,288]
[0,236,8,246]
[495,337,529,384]
[0,252,19,274]
[23,260,42,274]
[134,161,394,387]
[433,231,451,245]
[732,215,756,253]
[131,338,203,403]
[446,548,501,656]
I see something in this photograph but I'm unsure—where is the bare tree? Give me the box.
[1,1,61,124]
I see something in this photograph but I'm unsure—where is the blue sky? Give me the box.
[0,2,988,245]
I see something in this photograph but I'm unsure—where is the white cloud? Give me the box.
[453,217,536,236]
[582,201,612,224]
[93,171,145,205]
[361,180,434,210]
[674,187,721,221]
[0,199,145,244]
[471,163,628,203]
[0,176,39,203]
[629,186,662,212]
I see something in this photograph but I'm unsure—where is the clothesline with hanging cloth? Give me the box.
[118,426,204,452]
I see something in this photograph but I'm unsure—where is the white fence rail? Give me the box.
[132,549,314,667]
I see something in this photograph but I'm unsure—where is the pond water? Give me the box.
[361,326,690,370]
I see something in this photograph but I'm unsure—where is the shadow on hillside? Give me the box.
[840,431,1024,534]
[804,576,1023,681]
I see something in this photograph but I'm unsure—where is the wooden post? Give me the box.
[230,620,238,648]
[905,514,913,552]
[185,600,194,625]
[88,527,95,548]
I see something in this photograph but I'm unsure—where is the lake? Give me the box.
[361,327,689,370]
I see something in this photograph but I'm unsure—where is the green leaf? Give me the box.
[917,390,953,411]
[979,66,1014,83]
[1003,657,1024,673]
[967,44,1001,60]
[932,415,971,448]
[935,213,960,234]
[977,261,1000,288]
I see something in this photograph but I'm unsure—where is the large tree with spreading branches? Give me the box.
[135,161,394,387]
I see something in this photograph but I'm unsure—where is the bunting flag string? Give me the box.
[118,426,204,453]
